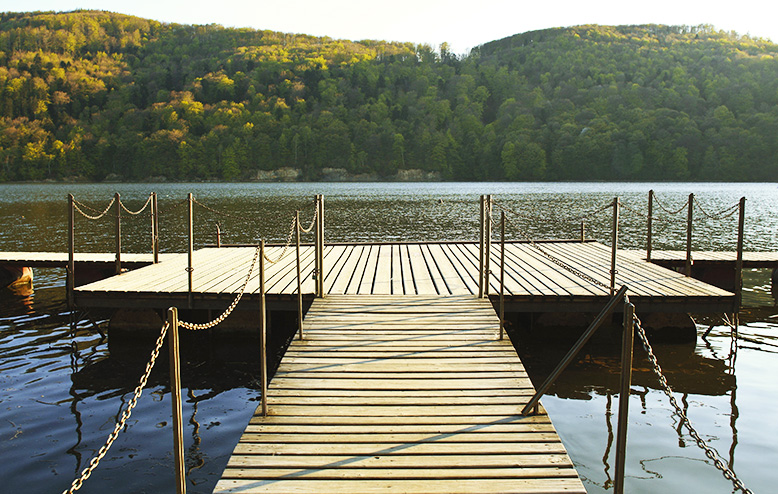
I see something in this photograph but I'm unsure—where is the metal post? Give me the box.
[215,222,221,248]
[614,301,635,494]
[167,307,186,494]
[479,195,485,299]
[114,192,121,274]
[499,211,505,340]
[485,195,492,297]
[67,194,75,309]
[152,192,160,263]
[259,239,268,416]
[313,196,320,297]
[580,219,585,242]
[734,197,746,312]
[610,197,619,295]
[295,211,303,339]
[319,195,325,298]
[646,189,654,262]
[521,286,629,415]
[685,193,694,277]
[187,193,194,309]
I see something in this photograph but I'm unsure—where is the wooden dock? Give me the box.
[214,295,585,494]
[71,241,735,313]
[0,251,175,269]
[628,249,778,268]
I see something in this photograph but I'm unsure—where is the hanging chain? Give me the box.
[63,322,169,494]
[262,214,297,264]
[495,203,611,291]
[620,200,663,222]
[119,195,153,216]
[73,197,116,220]
[630,305,753,494]
[179,243,262,331]
[298,201,319,234]
[155,197,189,215]
[652,194,690,216]
[693,198,740,220]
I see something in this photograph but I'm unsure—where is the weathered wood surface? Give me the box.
[72,242,735,311]
[625,249,778,267]
[214,295,585,494]
[0,251,175,268]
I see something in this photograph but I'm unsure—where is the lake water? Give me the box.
[0,182,776,493]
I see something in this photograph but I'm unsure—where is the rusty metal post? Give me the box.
[646,189,654,262]
[479,195,485,299]
[167,307,186,494]
[485,195,492,297]
[187,193,194,309]
[734,197,746,313]
[152,192,160,263]
[259,239,268,416]
[67,194,75,309]
[215,222,222,248]
[685,193,694,277]
[614,301,635,494]
[295,211,304,339]
[610,197,619,295]
[114,192,121,274]
[500,210,505,340]
[319,195,325,298]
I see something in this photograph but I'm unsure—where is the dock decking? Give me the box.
[0,251,175,269]
[72,241,735,313]
[628,249,778,268]
[214,295,585,494]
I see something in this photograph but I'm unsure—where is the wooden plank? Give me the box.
[215,478,586,494]
[216,295,584,493]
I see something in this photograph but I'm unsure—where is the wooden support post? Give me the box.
[734,197,746,313]
[295,211,304,340]
[646,189,653,262]
[167,307,186,494]
[114,192,122,275]
[610,197,619,296]
[319,195,325,298]
[152,192,160,263]
[485,195,492,297]
[499,211,505,340]
[259,239,268,416]
[67,194,75,309]
[187,193,194,309]
[614,301,635,494]
[478,195,485,299]
[685,193,694,277]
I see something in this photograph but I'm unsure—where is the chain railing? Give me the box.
[63,321,169,494]
[632,305,753,494]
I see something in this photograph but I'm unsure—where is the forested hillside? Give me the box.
[0,11,776,182]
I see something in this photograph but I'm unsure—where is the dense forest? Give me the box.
[0,11,777,182]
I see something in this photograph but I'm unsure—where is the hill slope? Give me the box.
[0,12,776,181]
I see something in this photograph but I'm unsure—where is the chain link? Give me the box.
[298,201,319,234]
[620,200,663,222]
[179,244,261,331]
[73,197,116,220]
[652,194,690,216]
[263,214,297,264]
[694,198,740,220]
[63,321,169,494]
[497,206,611,291]
[630,306,753,494]
[119,195,153,216]
[155,197,189,215]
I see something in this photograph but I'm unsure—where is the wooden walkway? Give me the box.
[72,242,734,312]
[626,249,778,268]
[214,295,585,494]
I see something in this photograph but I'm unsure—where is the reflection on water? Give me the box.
[0,182,776,493]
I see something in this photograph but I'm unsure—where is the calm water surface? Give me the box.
[0,182,776,493]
